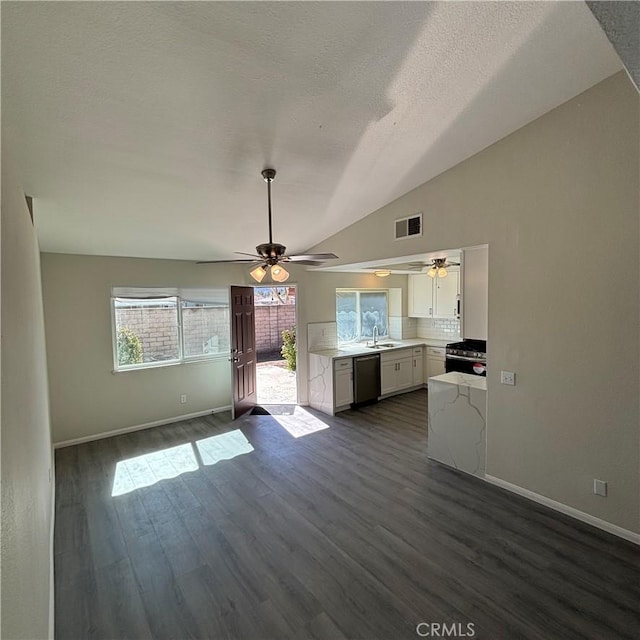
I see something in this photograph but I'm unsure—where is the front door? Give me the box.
[230,286,257,418]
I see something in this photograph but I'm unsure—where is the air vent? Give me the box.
[394,213,422,240]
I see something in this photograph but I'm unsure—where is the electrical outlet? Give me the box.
[180,394,187,404]
[501,370,515,385]
[593,479,607,497]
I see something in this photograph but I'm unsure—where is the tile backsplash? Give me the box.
[417,317,461,341]
[388,316,417,340]
[307,322,338,351]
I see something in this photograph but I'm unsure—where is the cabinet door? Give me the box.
[408,274,433,318]
[396,358,414,391]
[427,356,446,378]
[434,271,459,317]
[381,360,397,395]
[334,369,353,408]
[412,348,424,385]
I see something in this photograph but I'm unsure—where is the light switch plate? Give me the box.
[501,370,515,385]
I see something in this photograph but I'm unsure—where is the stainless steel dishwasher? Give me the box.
[352,353,381,407]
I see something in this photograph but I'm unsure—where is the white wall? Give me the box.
[310,72,640,534]
[1,155,54,638]
[41,254,248,444]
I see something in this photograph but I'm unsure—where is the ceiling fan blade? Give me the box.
[234,252,263,258]
[283,259,325,266]
[286,253,339,261]
[196,259,260,264]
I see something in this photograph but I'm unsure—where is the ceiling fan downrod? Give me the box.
[262,168,276,245]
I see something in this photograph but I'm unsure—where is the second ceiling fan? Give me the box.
[198,169,338,282]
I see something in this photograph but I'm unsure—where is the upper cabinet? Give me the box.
[434,271,459,318]
[408,270,459,319]
[461,246,488,340]
[408,274,433,317]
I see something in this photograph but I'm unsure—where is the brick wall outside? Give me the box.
[116,304,292,363]
[116,307,229,362]
[255,305,296,360]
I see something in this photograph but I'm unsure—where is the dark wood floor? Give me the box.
[55,390,640,640]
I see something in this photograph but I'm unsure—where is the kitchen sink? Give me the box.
[367,342,396,349]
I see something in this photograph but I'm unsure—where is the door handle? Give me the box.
[228,356,240,363]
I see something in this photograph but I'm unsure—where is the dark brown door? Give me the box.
[230,286,257,418]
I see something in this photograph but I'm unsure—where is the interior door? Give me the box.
[230,286,257,419]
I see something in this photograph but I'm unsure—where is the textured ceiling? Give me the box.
[2,1,621,261]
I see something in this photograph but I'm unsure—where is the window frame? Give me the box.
[336,288,390,345]
[111,290,230,373]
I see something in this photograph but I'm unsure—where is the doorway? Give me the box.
[254,286,297,405]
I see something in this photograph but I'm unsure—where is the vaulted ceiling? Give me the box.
[2,1,621,261]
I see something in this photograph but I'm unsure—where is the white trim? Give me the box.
[53,406,232,449]
[485,475,640,546]
[49,452,55,639]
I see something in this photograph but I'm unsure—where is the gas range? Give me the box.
[445,339,487,376]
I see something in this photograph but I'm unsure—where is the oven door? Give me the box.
[445,355,486,377]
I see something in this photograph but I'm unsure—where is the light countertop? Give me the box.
[308,338,452,360]
[429,371,487,391]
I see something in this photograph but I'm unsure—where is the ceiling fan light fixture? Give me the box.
[270,264,290,282]
[374,269,391,277]
[427,267,437,278]
[438,267,448,278]
[249,264,267,283]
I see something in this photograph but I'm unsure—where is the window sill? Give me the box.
[112,352,229,374]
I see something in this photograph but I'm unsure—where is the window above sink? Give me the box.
[336,289,389,346]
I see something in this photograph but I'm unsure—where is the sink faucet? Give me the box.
[373,325,379,346]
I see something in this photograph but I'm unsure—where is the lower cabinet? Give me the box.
[412,347,424,385]
[381,349,414,396]
[426,346,446,379]
[334,358,353,409]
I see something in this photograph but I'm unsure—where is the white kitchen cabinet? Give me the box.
[333,358,353,409]
[461,246,488,340]
[381,348,414,396]
[412,347,424,386]
[407,274,433,317]
[426,346,446,380]
[434,271,459,318]
[408,270,459,318]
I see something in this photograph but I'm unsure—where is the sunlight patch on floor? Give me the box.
[272,406,330,438]
[111,430,253,496]
[195,430,254,465]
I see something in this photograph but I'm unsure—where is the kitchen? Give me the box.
[307,243,489,478]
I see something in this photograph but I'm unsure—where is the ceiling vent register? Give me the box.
[395,213,422,240]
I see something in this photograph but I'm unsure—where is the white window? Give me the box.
[112,287,229,371]
[336,289,389,344]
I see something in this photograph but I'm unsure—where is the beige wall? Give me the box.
[1,154,54,638]
[309,72,640,534]
[41,254,248,444]
[41,255,407,441]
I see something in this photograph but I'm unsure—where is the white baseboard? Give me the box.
[53,406,232,449]
[485,474,640,546]
[49,453,55,639]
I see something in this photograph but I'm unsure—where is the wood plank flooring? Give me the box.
[54,390,640,639]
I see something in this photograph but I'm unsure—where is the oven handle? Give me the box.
[446,354,487,363]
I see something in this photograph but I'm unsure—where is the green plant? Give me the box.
[117,327,143,366]
[281,326,296,372]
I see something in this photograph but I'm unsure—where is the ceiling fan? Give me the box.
[424,257,460,278]
[198,168,338,282]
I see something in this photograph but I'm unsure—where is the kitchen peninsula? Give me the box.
[427,372,487,478]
